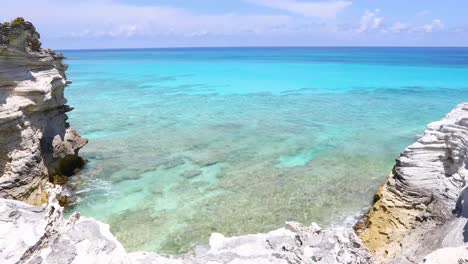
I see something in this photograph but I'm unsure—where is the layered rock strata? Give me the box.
[356,103,468,263]
[0,18,87,204]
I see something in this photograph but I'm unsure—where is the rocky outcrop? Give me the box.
[0,185,130,264]
[0,18,87,204]
[0,185,373,264]
[356,103,468,263]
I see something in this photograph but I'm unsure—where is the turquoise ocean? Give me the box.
[63,47,468,253]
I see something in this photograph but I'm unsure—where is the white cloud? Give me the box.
[0,0,457,48]
[0,0,295,38]
[389,22,409,33]
[353,10,444,35]
[384,19,446,34]
[188,30,210,37]
[244,0,352,18]
[357,9,384,33]
[422,19,444,33]
[452,27,467,33]
[372,17,384,30]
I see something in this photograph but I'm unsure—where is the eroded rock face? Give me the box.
[356,103,468,263]
[0,19,87,204]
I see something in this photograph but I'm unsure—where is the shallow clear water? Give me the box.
[64,47,468,254]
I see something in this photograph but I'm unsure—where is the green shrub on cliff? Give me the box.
[11,17,25,27]
[1,17,25,29]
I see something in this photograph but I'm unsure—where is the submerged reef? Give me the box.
[1,18,468,264]
[0,18,87,204]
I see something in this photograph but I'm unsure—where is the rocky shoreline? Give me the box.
[1,19,468,264]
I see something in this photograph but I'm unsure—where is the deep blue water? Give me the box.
[63,47,468,253]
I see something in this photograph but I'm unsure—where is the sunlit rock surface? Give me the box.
[356,103,468,263]
[0,186,129,264]
[0,18,87,204]
[421,246,468,264]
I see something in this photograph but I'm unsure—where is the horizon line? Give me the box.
[56,45,468,51]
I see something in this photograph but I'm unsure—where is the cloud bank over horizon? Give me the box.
[1,0,466,49]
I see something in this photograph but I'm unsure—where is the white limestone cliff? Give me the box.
[0,18,87,204]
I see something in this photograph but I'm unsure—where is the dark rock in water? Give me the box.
[181,170,202,179]
[161,158,186,169]
[201,159,219,167]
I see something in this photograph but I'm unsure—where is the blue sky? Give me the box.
[1,0,467,48]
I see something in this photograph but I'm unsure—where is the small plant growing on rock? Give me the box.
[11,17,25,27]
[4,36,12,44]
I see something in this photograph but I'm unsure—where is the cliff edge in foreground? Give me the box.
[0,18,87,204]
[0,185,373,264]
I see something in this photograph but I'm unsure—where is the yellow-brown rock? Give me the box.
[356,103,468,263]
